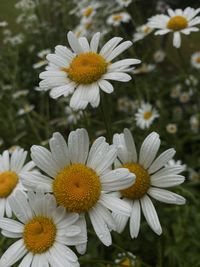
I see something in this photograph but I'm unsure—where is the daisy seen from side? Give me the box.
[112,128,186,238]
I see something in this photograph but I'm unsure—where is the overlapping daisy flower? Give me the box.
[135,102,159,129]
[0,191,84,267]
[21,128,135,253]
[148,7,200,48]
[39,31,141,110]
[0,149,35,218]
[112,129,186,237]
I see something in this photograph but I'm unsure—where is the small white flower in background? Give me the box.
[2,84,12,91]
[153,50,166,63]
[118,97,139,113]
[17,104,35,116]
[12,90,29,99]
[0,148,35,217]
[190,115,199,133]
[112,129,186,237]
[65,106,83,125]
[191,51,200,69]
[0,21,8,27]
[0,191,83,267]
[133,24,153,42]
[166,123,177,134]
[33,49,51,69]
[188,168,200,182]
[3,33,24,46]
[133,63,156,74]
[185,74,198,87]
[156,1,170,13]
[107,12,131,27]
[39,31,140,110]
[116,0,132,8]
[170,84,182,98]
[115,251,136,266]
[80,3,100,22]
[148,7,200,48]
[165,159,186,171]
[23,129,135,252]
[135,102,159,129]
[179,91,190,103]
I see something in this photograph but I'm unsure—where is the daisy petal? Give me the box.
[0,239,27,267]
[90,32,100,52]
[130,200,141,238]
[148,148,176,174]
[148,187,186,205]
[98,80,114,94]
[141,195,162,235]
[139,132,160,169]
[89,207,112,246]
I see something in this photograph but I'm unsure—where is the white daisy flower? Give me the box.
[153,50,166,63]
[0,190,83,267]
[116,0,132,8]
[22,128,135,253]
[148,7,200,48]
[133,24,153,42]
[39,31,140,110]
[166,123,177,134]
[191,51,200,69]
[112,129,186,237]
[65,106,83,125]
[133,63,155,74]
[0,149,35,218]
[107,12,131,27]
[135,102,159,129]
[190,115,199,133]
[17,104,35,116]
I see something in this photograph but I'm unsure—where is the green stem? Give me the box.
[100,93,112,143]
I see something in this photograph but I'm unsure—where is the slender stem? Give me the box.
[100,93,112,143]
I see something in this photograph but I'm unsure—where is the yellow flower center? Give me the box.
[119,258,131,267]
[62,52,108,84]
[196,56,200,63]
[53,163,101,213]
[167,15,188,31]
[23,216,56,254]
[143,111,153,120]
[120,163,150,199]
[113,15,123,21]
[83,7,93,17]
[0,171,18,198]
[143,25,151,33]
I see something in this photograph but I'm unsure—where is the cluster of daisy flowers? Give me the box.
[0,29,187,267]
[0,128,186,266]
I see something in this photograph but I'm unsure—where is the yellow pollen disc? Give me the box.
[167,15,188,31]
[120,163,150,199]
[119,258,131,267]
[23,216,56,254]
[53,163,101,213]
[83,7,93,17]
[143,111,152,120]
[113,15,123,21]
[0,171,18,198]
[196,56,200,63]
[62,52,108,84]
